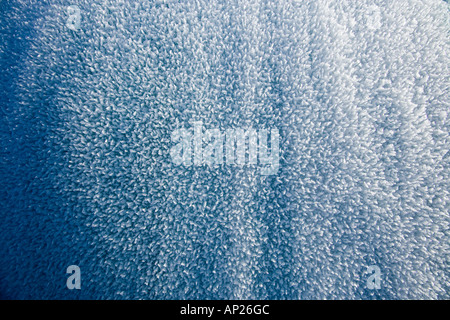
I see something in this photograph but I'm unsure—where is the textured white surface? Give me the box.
[0,0,448,299]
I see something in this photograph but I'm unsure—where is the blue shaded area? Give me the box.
[0,0,448,300]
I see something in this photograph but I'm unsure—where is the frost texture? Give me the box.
[0,0,449,299]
